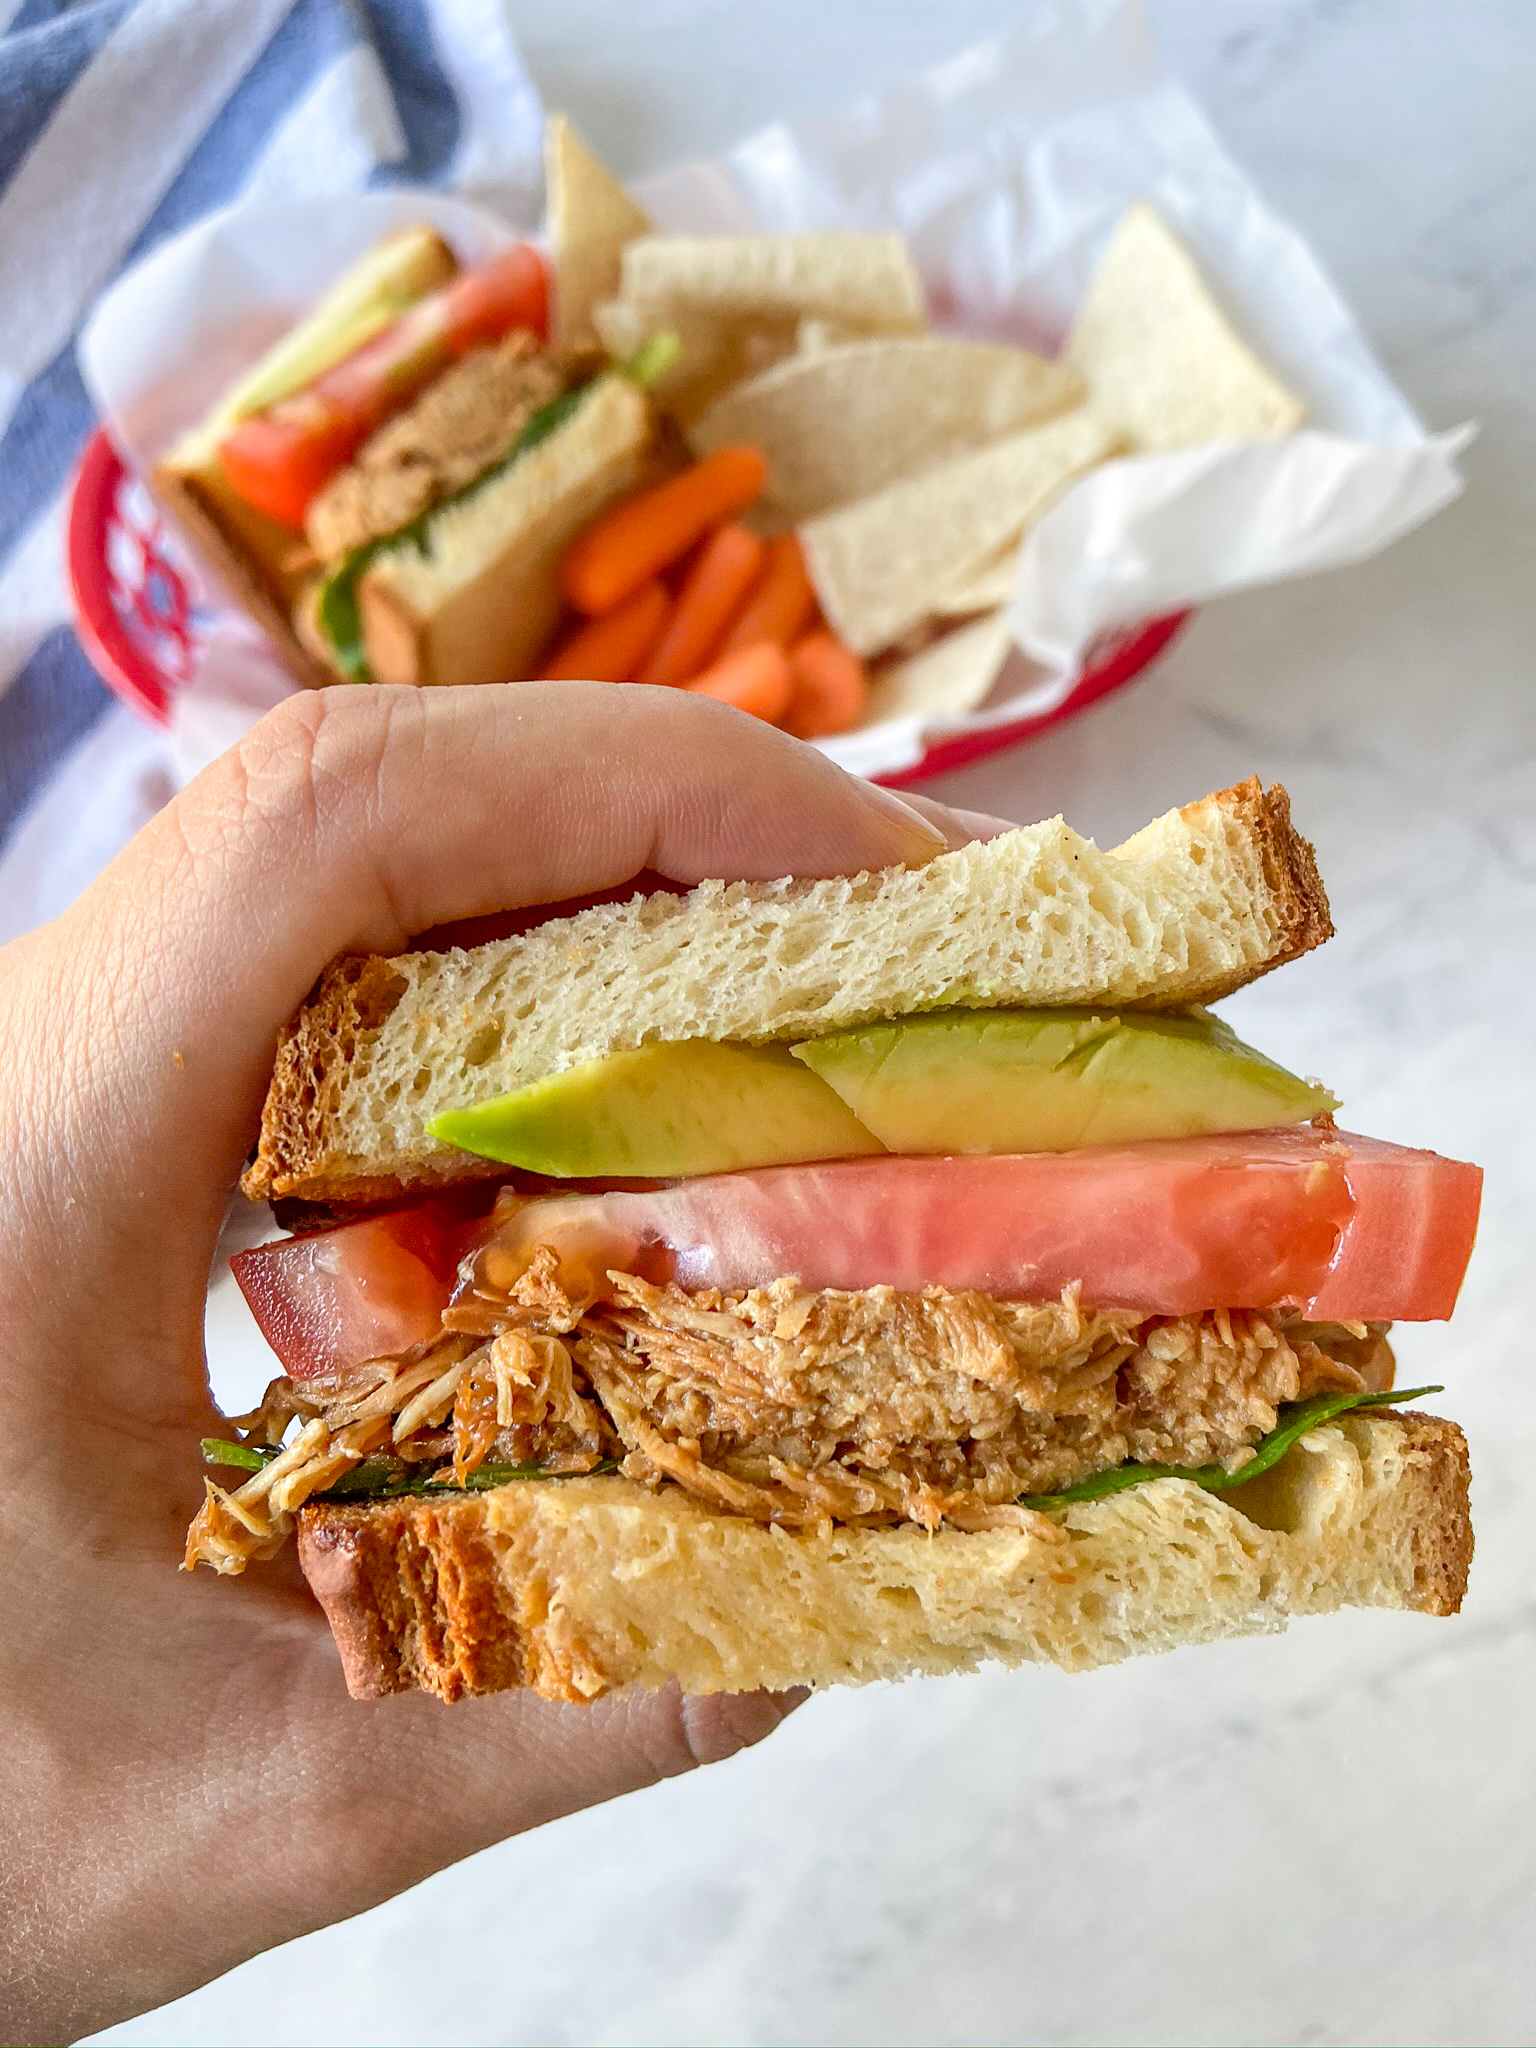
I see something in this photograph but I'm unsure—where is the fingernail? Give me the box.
[949,805,1021,844]
[857,780,950,857]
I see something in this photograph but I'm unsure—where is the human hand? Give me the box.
[0,682,1001,2043]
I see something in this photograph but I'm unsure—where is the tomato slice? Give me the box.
[232,1186,496,1381]
[465,1129,1481,1323]
[219,401,367,532]
[441,242,548,354]
[237,1129,1481,1382]
[217,243,550,530]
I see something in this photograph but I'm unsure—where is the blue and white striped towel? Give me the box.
[0,0,544,933]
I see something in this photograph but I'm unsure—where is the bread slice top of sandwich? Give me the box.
[245,776,1331,1206]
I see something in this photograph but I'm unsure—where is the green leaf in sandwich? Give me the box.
[1021,1385,1443,1512]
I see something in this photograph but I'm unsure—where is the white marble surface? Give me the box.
[95,2,1536,2043]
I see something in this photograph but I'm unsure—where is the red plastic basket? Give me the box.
[65,424,1187,779]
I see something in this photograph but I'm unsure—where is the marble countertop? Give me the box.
[96,3,1536,2043]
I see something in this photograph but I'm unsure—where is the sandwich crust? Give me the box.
[1142,776,1331,1000]
[296,1410,1470,1703]
[149,462,331,689]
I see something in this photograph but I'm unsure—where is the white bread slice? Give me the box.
[148,463,328,687]
[356,373,658,689]
[244,778,1331,1204]
[295,1410,1470,1703]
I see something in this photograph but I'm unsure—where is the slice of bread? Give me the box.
[355,372,659,689]
[296,1410,1470,1703]
[149,462,329,687]
[245,778,1331,1204]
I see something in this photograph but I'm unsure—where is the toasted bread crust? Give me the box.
[1190,777,1332,998]
[243,778,1333,1204]
[149,462,330,689]
[1398,1407,1476,1614]
[296,1412,1469,1705]
[247,955,430,1208]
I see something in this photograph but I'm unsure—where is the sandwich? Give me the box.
[188,780,1481,1704]
[153,120,667,692]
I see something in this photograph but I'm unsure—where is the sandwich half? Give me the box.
[152,122,660,691]
[191,780,1480,1702]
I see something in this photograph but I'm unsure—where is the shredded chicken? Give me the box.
[575,1276,1387,1531]
[303,335,575,559]
[184,1265,1394,1573]
[448,1329,618,1483]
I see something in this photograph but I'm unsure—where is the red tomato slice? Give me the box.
[217,242,550,530]
[237,1130,1481,1382]
[218,401,367,532]
[465,1129,1481,1323]
[441,242,548,354]
[232,1186,496,1381]
[1306,1137,1485,1321]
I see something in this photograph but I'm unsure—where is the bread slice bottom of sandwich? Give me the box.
[296,1410,1470,1704]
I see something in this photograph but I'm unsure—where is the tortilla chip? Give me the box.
[862,610,1013,725]
[1068,203,1304,449]
[800,407,1117,656]
[795,316,869,354]
[596,297,802,421]
[595,231,926,422]
[931,538,1022,618]
[547,114,651,350]
[688,337,1083,523]
[616,232,925,328]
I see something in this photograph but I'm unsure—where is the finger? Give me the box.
[249,1674,810,1949]
[42,685,951,1230]
[677,1686,809,1766]
[893,789,1020,846]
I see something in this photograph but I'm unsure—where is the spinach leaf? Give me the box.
[201,1438,279,1473]
[1021,1385,1442,1513]
[315,1456,619,1502]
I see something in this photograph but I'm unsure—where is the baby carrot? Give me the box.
[786,629,869,738]
[640,522,766,688]
[685,640,794,724]
[716,532,816,657]
[540,578,671,682]
[560,445,769,615]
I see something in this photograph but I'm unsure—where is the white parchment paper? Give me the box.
[78,0,1466,784]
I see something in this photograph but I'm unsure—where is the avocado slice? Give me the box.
[428,1040,886,1178]
[790,1007,1336,1153]
[213,226,457,430]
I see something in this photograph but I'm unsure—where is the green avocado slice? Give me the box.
[427,1039,886,1179]
[791,1006,1336,1154]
